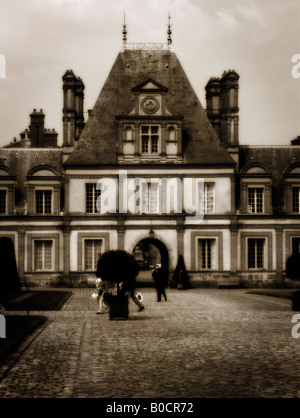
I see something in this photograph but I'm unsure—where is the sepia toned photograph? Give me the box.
[0,0,299,404]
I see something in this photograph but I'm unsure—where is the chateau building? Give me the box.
[1,25,300,288]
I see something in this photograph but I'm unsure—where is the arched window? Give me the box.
[240,163,272,214]
[26,165,61,215]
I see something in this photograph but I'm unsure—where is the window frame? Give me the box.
[141,180,160,214]
[191,232,223,272]
[35,189,53,215]
[84,239,103,271]
[140,124,160,155]
[247,186,264,214]
[86,183,101,214]
[197,238,216,270]
[77,232,110,272]
[198,183,215,214]
[0,188,7,214]
[292,186,300,213]
[247,238,265,270]
[33,239,54,272]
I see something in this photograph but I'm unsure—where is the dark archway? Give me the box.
[0,237,21,298]
[133,238,169,287]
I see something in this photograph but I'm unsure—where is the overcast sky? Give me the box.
[0,0,299,148]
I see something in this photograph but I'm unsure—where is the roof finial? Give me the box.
[167,13,172,45]
[123,13,127,44]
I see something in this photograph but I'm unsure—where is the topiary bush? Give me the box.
[286,253,300,281]
[172,255,190,289]
[0,237,21,298]
[96,250,139,286]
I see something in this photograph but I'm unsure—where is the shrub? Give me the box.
[286,253,300,281]
[96,250,139,285]
[172,255,190,289]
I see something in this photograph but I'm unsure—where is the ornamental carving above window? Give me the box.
[141,96,160,114]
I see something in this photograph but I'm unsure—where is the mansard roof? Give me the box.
[65,48,235,167]
[239,145,300,212]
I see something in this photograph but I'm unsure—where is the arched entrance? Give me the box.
[132,238,169,287]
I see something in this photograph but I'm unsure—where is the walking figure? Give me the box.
[122,280,145,312]
[152,263,167,302]
[95,278,109,314]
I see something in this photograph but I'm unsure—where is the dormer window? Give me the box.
[26,165,61,216]
[116,78,183,163]
[141,125,160,154]
[240,163,272,215]
[248,187,264,214]
[35,190,52,214]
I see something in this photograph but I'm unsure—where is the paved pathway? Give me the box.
[0,288,299,398]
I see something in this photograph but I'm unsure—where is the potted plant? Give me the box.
[96,250,139,319]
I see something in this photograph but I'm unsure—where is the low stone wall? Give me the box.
[23,273,69,288]
[189,271,290,289]
[22,271,300,289]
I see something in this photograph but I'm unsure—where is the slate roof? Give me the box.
[239,145,300,213]
[64,48,235,167]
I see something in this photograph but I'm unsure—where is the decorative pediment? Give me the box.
[132,78,168,93]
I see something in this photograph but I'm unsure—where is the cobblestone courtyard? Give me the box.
[0,288,299,398]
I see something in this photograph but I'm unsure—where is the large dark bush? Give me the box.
[96,250,139,285]
[286,253,300,281]
[172,255,190,289]
[0,237,21,298]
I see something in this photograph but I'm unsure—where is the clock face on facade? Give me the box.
[141,96,159,114]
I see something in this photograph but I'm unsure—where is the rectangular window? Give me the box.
[292,187,300,213]
[150,182,159,213]
[0,190,7,214]
[198,239,215,270]
[292,237,300,255]
[141,182,149,213]
[34,240,53,271]
[84,239,102,270]
[198,183,215,214]
[141,125,160,154]
[140,181,159,214]
[248,239,264,269]
[248,188,264,213]
[86,184,101,214]
[35,190,52,214]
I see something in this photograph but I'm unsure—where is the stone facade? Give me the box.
[0,41,299,288]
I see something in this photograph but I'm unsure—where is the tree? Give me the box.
[286,253,300,281]
[96,250,139,287]
[96,250,139,320]
[172,255,190,289]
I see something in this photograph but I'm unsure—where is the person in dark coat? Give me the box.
[152,263,167,302]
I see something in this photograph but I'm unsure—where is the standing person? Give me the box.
[152,263,167,302]
[122,279,145,312]
[95,278,109,314]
